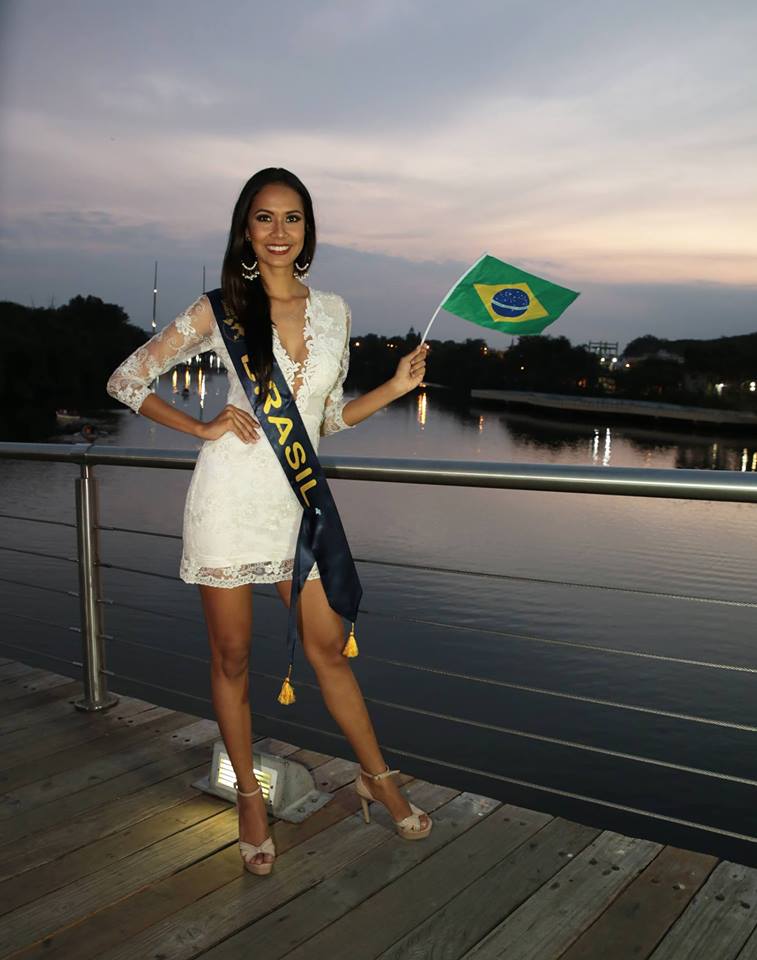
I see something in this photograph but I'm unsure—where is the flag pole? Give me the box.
[419,251,488,347]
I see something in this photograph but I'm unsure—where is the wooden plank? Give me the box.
[0,761,205,880]
[0,707,193,793]
[0,735,271,884]
[0,717,218,818]
[0,663,40,682]
[735,920,757,957]
[1,661,745,960]
[367,817,601,960]
[208,799,553,960]
[1,703,178,776]
[0,665,69,689]
[457,830,662,959]
[289,747,333,769]
[253,736,301,756]
[0,688,105,736]
[0,663,50,680]
[0,725,221,845]
[647,860,757,960]
[0,680,82,718]
[0,806,242,953]
[1,754,405,956]
[0,672,76,702]
[13,746,343,960]
[0,732,263,878]
[559,845,718,960]
[0,740,302,913]
[0,696,161,767]
[1,792,232,914]
[76,780,464,960]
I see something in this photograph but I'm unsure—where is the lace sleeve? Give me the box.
[106,294,215,414]
[320,297,356,437]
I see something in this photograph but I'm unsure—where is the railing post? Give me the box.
[73,462,118,712]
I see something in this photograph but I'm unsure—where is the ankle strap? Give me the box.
[360,765,401,781]
[234,780,261,797]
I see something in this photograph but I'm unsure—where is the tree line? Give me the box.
[2,294,755,440]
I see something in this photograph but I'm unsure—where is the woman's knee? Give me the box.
[303,631,345,670]
[210,633,250,679]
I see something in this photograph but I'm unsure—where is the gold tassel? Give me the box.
[341,621,359,658]
[277,664,296,705]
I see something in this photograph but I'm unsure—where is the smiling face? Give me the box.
[245,182,306,272]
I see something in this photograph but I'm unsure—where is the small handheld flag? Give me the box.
[420,252,580,344]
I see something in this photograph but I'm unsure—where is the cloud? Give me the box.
[1,0,755,341]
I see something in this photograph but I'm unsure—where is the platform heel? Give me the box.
[354,765,432,839]
[234,781,276,875]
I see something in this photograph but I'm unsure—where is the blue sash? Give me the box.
[206,288,362,705]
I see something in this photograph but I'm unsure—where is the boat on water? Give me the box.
[55,408,82,422]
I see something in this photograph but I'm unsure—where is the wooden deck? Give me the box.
[2,656,757,960]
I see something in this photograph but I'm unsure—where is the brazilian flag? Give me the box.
[441,253,580,335]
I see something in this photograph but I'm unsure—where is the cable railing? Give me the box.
[1,440,757,848]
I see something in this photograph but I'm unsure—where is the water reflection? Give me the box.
[489,413,591,455]
[155,353,225,420]
[462,400,757,472]
[417,389,427,428]
[589,427,613,466]
[675,443,757,471]
[123,369,757,473]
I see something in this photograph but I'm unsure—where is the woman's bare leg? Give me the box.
[275,576,430,830]
[198,583,273,865]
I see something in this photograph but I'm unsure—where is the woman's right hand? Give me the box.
[196,404,260,444]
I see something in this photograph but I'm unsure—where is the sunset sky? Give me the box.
[1,0,755,350]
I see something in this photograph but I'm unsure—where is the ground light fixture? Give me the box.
[193,741,333,823]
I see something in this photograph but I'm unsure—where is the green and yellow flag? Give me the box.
[434,252,580,337]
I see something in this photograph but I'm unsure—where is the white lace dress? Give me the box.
[105,288,355,587]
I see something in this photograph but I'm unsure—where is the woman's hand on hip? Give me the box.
[389,342,429,397]
[196,404,260,443]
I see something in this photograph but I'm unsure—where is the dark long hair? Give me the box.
[221,167,317,408]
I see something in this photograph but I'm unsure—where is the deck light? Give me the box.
[193,741,333,823]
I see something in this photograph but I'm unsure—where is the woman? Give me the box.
[106,167,432,876]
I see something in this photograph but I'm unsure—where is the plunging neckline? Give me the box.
[271,289,314,403]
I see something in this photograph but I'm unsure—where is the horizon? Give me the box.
[7,283,757,359]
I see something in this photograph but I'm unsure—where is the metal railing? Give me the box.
[3,440,757,710]
[2,440,757,848]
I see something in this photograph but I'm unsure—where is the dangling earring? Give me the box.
[241,258,259,281]
[241,236,259,281]
[294,259,310,281]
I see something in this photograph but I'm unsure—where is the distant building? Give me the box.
[624,349,685,365]
[583,340,621,371]
[584,340,619,360]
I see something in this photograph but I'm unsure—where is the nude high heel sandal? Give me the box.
[354,765,433,839]
[234,781,276,875]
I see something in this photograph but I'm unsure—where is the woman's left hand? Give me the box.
[390,343,430,397]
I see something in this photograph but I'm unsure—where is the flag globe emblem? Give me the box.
[491,287,530,319]
[472,282,549,324]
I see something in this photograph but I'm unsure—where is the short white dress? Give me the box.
[106,288,355,587]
